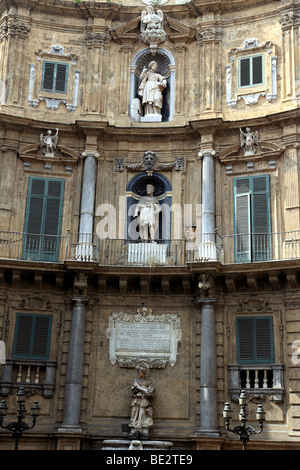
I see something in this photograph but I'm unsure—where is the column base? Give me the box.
[195,428,220,437]
[57,425,83,433]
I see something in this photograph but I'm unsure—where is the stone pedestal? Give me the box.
[128,242,166,265]
[101,439,173,450]
[141,114,162,122]
[198,241,218,261]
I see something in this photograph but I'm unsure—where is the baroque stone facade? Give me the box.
[0,0,300,451]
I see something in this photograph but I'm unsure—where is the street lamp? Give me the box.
[223,389,266,450]
[0,386,40,450]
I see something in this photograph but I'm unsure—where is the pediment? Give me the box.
[219,140,284,163]
[165,16,196,42]
[18,144,79,162]
[111,14,195,44]
[111,16,140,42]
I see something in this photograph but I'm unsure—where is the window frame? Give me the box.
[233,174,271,262]
[236,316,275,364]
[22,177,65,262]
[41,60,69,94]
[12,313,52,360]
[238,53,265,89]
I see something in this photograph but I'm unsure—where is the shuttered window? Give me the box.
[23,177,64,261]
[238,54,264,88]
[13,313,52,360]
[236,316,274,364]
[42,61,68,93]
[233,175,271,262]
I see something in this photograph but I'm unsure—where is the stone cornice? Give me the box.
[0,0,281,23]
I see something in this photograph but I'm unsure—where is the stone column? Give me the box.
[198,149,217,260]
[60,297,88,431]
[196,296,219,436]
[76,151,99,260]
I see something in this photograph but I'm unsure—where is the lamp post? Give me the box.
[223,390,266,450]
[0,386,40,450]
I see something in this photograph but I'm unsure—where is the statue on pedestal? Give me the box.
[40,129,59,157]
[138,61,167,120]
[240,127,259,156]
[134,183,161,240]
[129,361,156,439]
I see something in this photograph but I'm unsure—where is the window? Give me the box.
[238,54,264,88]
[233,175,271,262]
[236,316,274,364]
[23,177,64,261]
[41,61,69,93]
[12,313,52,360]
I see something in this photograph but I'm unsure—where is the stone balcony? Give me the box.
[0,230,300,267]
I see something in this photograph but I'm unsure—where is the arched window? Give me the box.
[130,48,175,123]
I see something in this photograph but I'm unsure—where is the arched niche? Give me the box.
[126,172,172,240]
[130,48,175,123]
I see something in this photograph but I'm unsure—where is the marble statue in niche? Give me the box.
[129,361,156,439]
[40,128,59,157]
[134,183,161,240]
[240,127,259,156]
[138,61,167,121]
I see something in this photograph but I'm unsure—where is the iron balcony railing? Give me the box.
[1,230,300,265]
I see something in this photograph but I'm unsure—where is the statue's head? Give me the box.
[143,150,157,170]
[146,184,155,195]
[149,61,158,71]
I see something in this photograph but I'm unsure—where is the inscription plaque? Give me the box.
[106,307,182,368]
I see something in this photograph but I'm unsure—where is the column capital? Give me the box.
[81,151,100,160]
[198,149,216,159]
[194,297,216,307]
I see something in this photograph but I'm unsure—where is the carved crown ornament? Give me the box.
[236,297,271,313]
[115,150,184,175]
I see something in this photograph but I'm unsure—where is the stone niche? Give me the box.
[106,307,182,368]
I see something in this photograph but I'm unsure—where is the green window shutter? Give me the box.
[234,178,251,262]
[240,58,250,87]
[43,62,55,91]
[23,177,64,261]
[252,55,263,85]
[13,313,52,360]
[42,61,68,93]
[55,64,68,92]
[236,316,274,364]
[251,175,270,260]
[14,315,33,356]
[234,175,271,262]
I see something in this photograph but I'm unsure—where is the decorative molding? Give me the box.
[236,297,271,313]
[226,38,277,108]
[115,151,184,174]
[28,45,80,112]
[106,307,182,368]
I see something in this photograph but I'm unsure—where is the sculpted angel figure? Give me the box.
[129,362,156,439]
[140,6,164,32]
[40,128,59,156]
[134,184,161,241]
[138,61,167,116]
[240,127,259,156]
